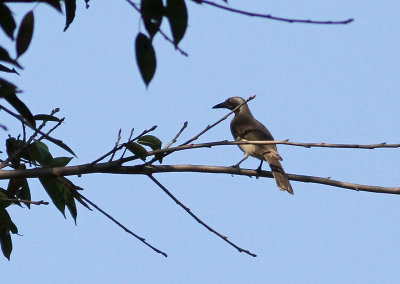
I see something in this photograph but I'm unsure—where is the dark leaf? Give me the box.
[51,139,76,157]
[0,78,35,127]
[0,3,16,39]
[0,188,13,208]
[138,135,162,150]
[19,178,31,209]
[0,232,12,260]
[16,11,34,58]
[5,137,25,167]
[63,0,76,32]
[0,46,21,68]
[39,177,66,217]
[47,156,73,167]
[126,142,148,161]
[33,114,61,122]
[166,0,188,46]
[0,64,19,74]
[135,33,156,86]
[140,0,164,38]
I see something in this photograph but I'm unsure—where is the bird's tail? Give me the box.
[265,155,293,195]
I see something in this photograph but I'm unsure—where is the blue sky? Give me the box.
[2,1,400,283]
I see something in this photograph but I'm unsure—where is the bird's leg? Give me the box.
[232,153,249,168]
[255,160,263,179]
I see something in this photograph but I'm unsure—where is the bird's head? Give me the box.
[212,97,246,112]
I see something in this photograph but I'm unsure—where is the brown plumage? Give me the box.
[213,97,293,194]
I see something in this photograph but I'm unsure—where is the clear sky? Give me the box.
[2,1,400,283]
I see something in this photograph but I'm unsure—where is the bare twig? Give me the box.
[120,128,135,159]
[147,174,257,257]
[37,117,65,143]
[0,198,49,206]
[181,95,256,146]
[75,191,168,257]
[91,125,157,165]
[165,121,188,148]
[109,129,122,162]
[196,0,354,25]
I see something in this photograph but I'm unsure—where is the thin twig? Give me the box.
[109,129,122,162]
[147,174,257,257]
[0,106,70,162]
[197,0,354,25]
[0,198,49,206]
[75,191,168,257]
[182,95,256,146]
[91,125,157,165]
[120,128,135,159]
[37,117,65,143]
[165,121,188,148]
[0,107,56,169]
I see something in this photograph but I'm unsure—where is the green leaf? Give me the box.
[39,177,66,217]
[0,78,35,127]
[138,135,162,150]
[0,64,19,74]
[135,33,156,86]
[0,207,17,260]
[33,114,61,122]
[25,141,53,166]
[0,3,16,40]
[166,0,188,46]
[63,184,77,223]
[39,176,79,221]
[47,156,73,167]
[141,0,164,38]
[63,0,76,32]
[126,142,148,161]
[16,11,34,58]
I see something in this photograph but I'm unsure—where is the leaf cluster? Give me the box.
[135,0,188,86]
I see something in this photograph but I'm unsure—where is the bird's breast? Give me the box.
[236,137,265,160]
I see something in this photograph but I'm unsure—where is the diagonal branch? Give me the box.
[147,174,257,257]
[196,0,354,25]
[75,191,168,257]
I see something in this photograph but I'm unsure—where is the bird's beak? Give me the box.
[212,102,227,109]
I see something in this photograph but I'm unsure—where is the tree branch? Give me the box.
[196,0,354,25]
[0,198,49,206]
[148,174,256,257]
[74,191,168,257]
[0,163,398,195]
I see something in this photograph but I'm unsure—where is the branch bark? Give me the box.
[0,163,398,194]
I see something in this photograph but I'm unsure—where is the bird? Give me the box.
[213,97,293,194]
